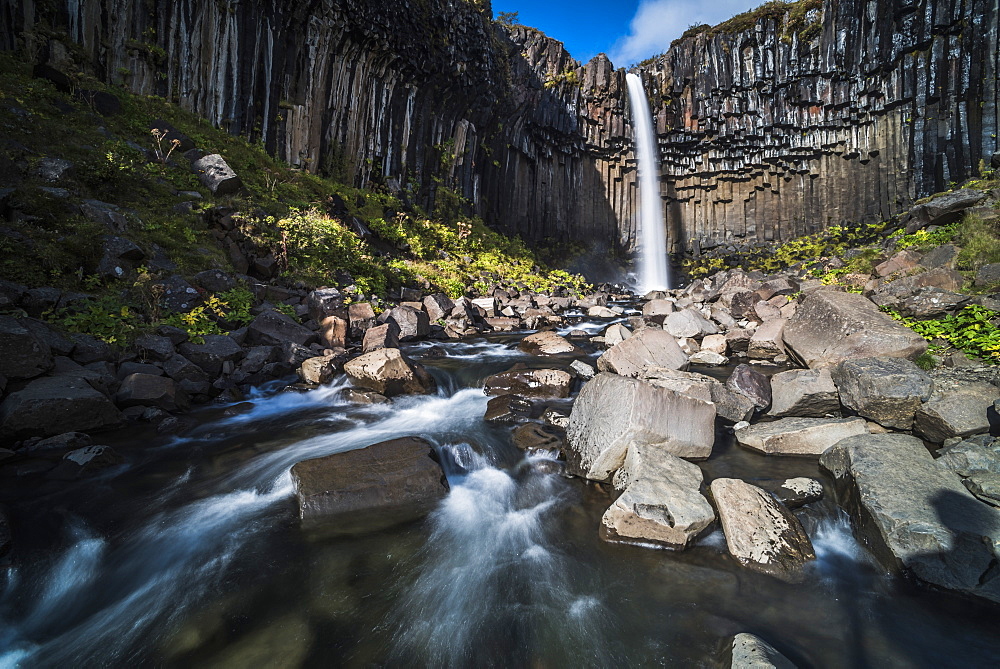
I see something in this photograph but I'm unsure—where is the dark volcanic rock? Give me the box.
[0,376,124,438]
[290,436,448,532]
[248,310,318,347]
[178,335,244,376]
[726,364,771,410]
[116,373,189,412]
[483,368,571,399]
[0,315,53,380]
[831,357,933,430]
[191,154,242,195]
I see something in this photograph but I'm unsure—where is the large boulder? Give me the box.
[362,322,400,352]
[348,302,377,339]
[731,633,797,669]
[115,373,188,412]
[783,291,927,368]
[0,376,124,438]
[178,335,244,376]
[914,384,1000,443]
[191,153,242,195]
[748,319,786,360]
[601,442,715,549]
[663,308,719,338]
[386,305,431,341]
[734,417,868,456]
[904,188,987,233]
[767,368,840,418]
[423,293,455,322]
[297,353,345,385]
[831,357,933,429]
[290,437,448,532]
[306,288,344,322]
[726,364,771,410]
[517,331,580,356]
[483,368,571,399]
[566,373,716,480]
[821,434,1000,604]
[640,367,753,423]
[710,478,815,575]
[0,315,53,380]
[343,348,436,396]
[597,327,688,377]
[248,310,318,347]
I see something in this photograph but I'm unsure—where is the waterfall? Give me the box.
[625,73,671,292]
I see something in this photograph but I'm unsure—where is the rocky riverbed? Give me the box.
[2,277,1000,666]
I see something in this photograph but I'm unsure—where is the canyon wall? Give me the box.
[2,0,998,258]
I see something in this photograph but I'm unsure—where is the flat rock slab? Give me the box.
[783,291,927,368]
[731,633,797,669]
[914,384,1000,443]
[735,417,868,456]
[711,478,815,575]
[820,434,1000,604]
[0,315,53,380]
[597,328,689,378]
[291,437,448,532]
[483,368,571,399]
[517,331,580,355]
[566,372,716,480]
[832,357,933,429]
[601,442,715,549]
[0,376,124,438]
[767,368,840,418]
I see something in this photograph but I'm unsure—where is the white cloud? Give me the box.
[608,0,758,67]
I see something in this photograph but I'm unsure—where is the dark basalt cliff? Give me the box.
[2,0,998,258]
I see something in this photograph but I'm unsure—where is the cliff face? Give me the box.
[2,0,998,259]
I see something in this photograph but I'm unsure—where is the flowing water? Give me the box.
[2,329,1000,667]
[626,72,671,293]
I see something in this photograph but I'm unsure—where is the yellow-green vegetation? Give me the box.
[883,305,1000,363]
[681,221,889,278]
[672,0,824,47]
[0,53,588,342]
[543,69,581,90]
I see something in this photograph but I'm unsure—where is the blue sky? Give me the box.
[492,0,760,67]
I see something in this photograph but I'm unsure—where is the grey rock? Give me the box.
[116,361,162,380]
[134,334,175,362]
[162,354,209,383]
[79,200,128,232]
[570,359,596,379]
[0,376,124,438]
[663,308,719,338]
[726,363,771,409]
[914,384,1000,443]
[758,477,824,509]
[49,445,123,480]
[731,633,797,669]
[423,293,455,321]
[783,291,927,368]
[247,309,318,347]
[192,269,237,294]
[19,318,75,357]
[919,244,961,270]
[735,417,868,456]
[601,442,715,549]
[97,236,145,281]
[483,368,571,399]
[340,388,389,405]
[767,368,840,418]
[566,373,716,480]
[964,473,1000,507]
[597,327,689,377]
[343,348,436,396]
[897,287,968,318]
[347,302,377,339]
[821,434,1000,604]
[832,357,933,429]
[291,436,447,532]
[67,333,112,365]
[155,324,189,345]
[297,354,343,385]
[387,305,430,341]
[512,422,563,452]
[306,288,344,322]
[905,189,987,233]
[748,319,785,359]
[116,373,188,412]
[484,394,532,423]
[155,275,202,313]
[711,478,815,575]
[178,335,244,376]
[937,436,1000,477]
[0,315,53,380]
[518,330,580,355]
[191,154,242,195]
[362,322,401,352]
[975,263,1000,288]
[35,157,72,182]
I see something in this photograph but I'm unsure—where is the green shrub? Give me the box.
[884,304,1000,363]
